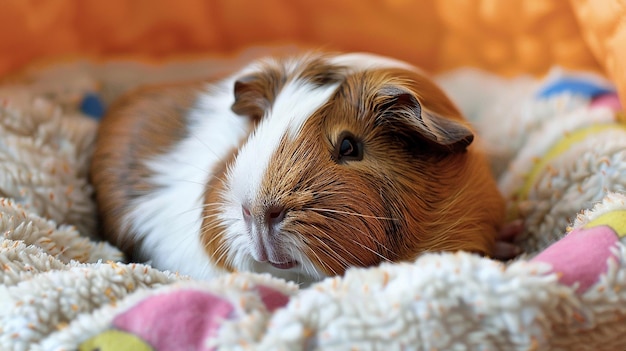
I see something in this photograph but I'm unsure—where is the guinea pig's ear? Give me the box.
[377,86,474,153]
[231,71,283,121]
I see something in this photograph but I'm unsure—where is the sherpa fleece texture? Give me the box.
[0,64,626,351]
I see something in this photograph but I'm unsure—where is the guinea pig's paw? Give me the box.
[492,219,524,261]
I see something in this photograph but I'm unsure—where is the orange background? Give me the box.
[0,0,624,104]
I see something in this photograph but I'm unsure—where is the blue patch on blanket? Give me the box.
[537,76,615,100]
[80,92,106,119]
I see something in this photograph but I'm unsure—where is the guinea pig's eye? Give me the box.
[336,132,363,162]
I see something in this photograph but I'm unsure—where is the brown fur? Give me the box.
[93,53,504,279]
[90,82,206,254]
[200,55,504,276]
[231,55,346,121]
[200,55,353,272]
[200,147,237,271]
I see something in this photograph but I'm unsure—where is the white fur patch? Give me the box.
[221,76,340,283]
[329,52,418,73]
[121,52,414,284]
[124,80,249,280]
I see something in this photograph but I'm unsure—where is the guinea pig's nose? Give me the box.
[241,204,286,228]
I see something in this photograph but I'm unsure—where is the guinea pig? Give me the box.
[90,52,505,285]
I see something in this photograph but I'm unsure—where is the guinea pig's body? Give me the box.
[91,52,504,285]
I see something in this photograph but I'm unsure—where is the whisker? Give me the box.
[169,197,229,224]
[339,220,396,260]
[183,120,230,160]
[199,223,223,237]
[308,237,340,276]
[174,205,218,220]
[348,238,392,263]
[307,228,356,269]
[166,178,210,186]
[311,254,334,277]
[308,210,398,260]
[153,187,226,226]
[200,211,225,222]
[213,241,231,267]
[308,208,398,221]
[314,227,364,266]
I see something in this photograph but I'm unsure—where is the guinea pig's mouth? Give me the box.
[269,260,298,270]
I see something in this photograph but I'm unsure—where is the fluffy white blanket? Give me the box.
[1,62,625,351]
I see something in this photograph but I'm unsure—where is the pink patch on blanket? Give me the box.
[531,226,619,293]
[256,285,290,312]
[590,93,622,112]
[113,290,234,351]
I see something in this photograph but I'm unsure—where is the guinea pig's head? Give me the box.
[202,53,504,284]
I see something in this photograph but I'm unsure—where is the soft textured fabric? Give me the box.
[0,61,626,351]
[2,3,626,349]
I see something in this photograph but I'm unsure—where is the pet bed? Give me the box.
[1,1,626,350]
